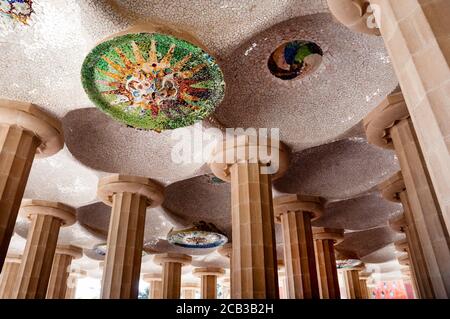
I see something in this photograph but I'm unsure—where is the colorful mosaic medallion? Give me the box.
[0,0,33,27]
[81,32,225,131]
[336,259,362,270]
[268,40,323,80]
[167,221,228,249]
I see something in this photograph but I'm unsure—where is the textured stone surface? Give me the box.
[314,191,402,230]
[336,227,403,259]
[274,138,399,200]
[215,14,397,150]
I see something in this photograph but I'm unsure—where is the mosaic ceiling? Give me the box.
[2,0,403,275]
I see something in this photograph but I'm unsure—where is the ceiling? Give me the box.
[2,0,404,283]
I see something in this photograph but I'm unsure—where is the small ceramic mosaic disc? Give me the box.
[167,222,228,249]
[81,32,225,131]
[0,0,33,27]
[336,259,362,269]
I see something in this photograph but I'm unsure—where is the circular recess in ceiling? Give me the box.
[81,32,225,132]
[167,221,228,249]
[0,0,34,28]
[268,40,323,80]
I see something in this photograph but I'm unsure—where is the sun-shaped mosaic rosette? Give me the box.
[0,0,33,27]
[167,222,228,249]
[336,259,362,270]
[81,32,225,131]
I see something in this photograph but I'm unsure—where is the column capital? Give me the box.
[55,245,83,259]
[143,273,162,283]
[327,0,381,35]
[0,99,63,158]
[389,214,407,233]
[364,90,409,150]
[312,227,344,244]
[154,253,192,266]
[19,199,76,226]
[398,253,410,266]
[378,171,405,203]
[193,267,225,278]
[217,242,232,259]
[359,271,372,281]
[208,134,290,182]
[97,174,164,207]
[394,238,409,253]
[273,194,323,222]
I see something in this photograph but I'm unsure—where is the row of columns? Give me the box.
[329,0,450,298]
[368,91,450,298]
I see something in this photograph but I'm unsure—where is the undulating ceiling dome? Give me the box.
[0,0,407,285]
[274,138,399,200]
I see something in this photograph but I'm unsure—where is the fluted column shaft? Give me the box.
[0,100,63,273]
[46,253,73,299]
[229,162,278,299]
[46,246,82,299]
[193,268,224,299]
[343,270,363,299]
[0,126,38,271]
[389,119,450,297]
[359,279,370,299]
[98,175,164,299]
[14,214,63,298]
[148,280,163,299]
[399,192,435,298]
[201,275,217,299]
[315,238,340,299]
[280,211,319,299]
[371,0,450,240]
[162,262,182,299]
[209,136,289,299]
[101,192,146,299]
[0,256,21,298]
[154,253,191,299]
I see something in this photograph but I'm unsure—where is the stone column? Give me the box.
[369,0,450,246]
[65,270,87,299]
[313,227,344,299]
[13,200,76,299]
[181,283,199,299]
[0,255,21,299]
[380,172,435,298]
[97,174,164,299]
[154,253,191,299]
[277,260,288,299]
[46,245,82,299]
[342,265,365,299]
[0,100,63,272]
[193,267,225,299]
[393,237,420,297]
[359,272,372,299]
[274,195,321,299]
[218,243,232,295]
[366,91,450,297]
[143,273,163,299]
[209,135,289,299]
